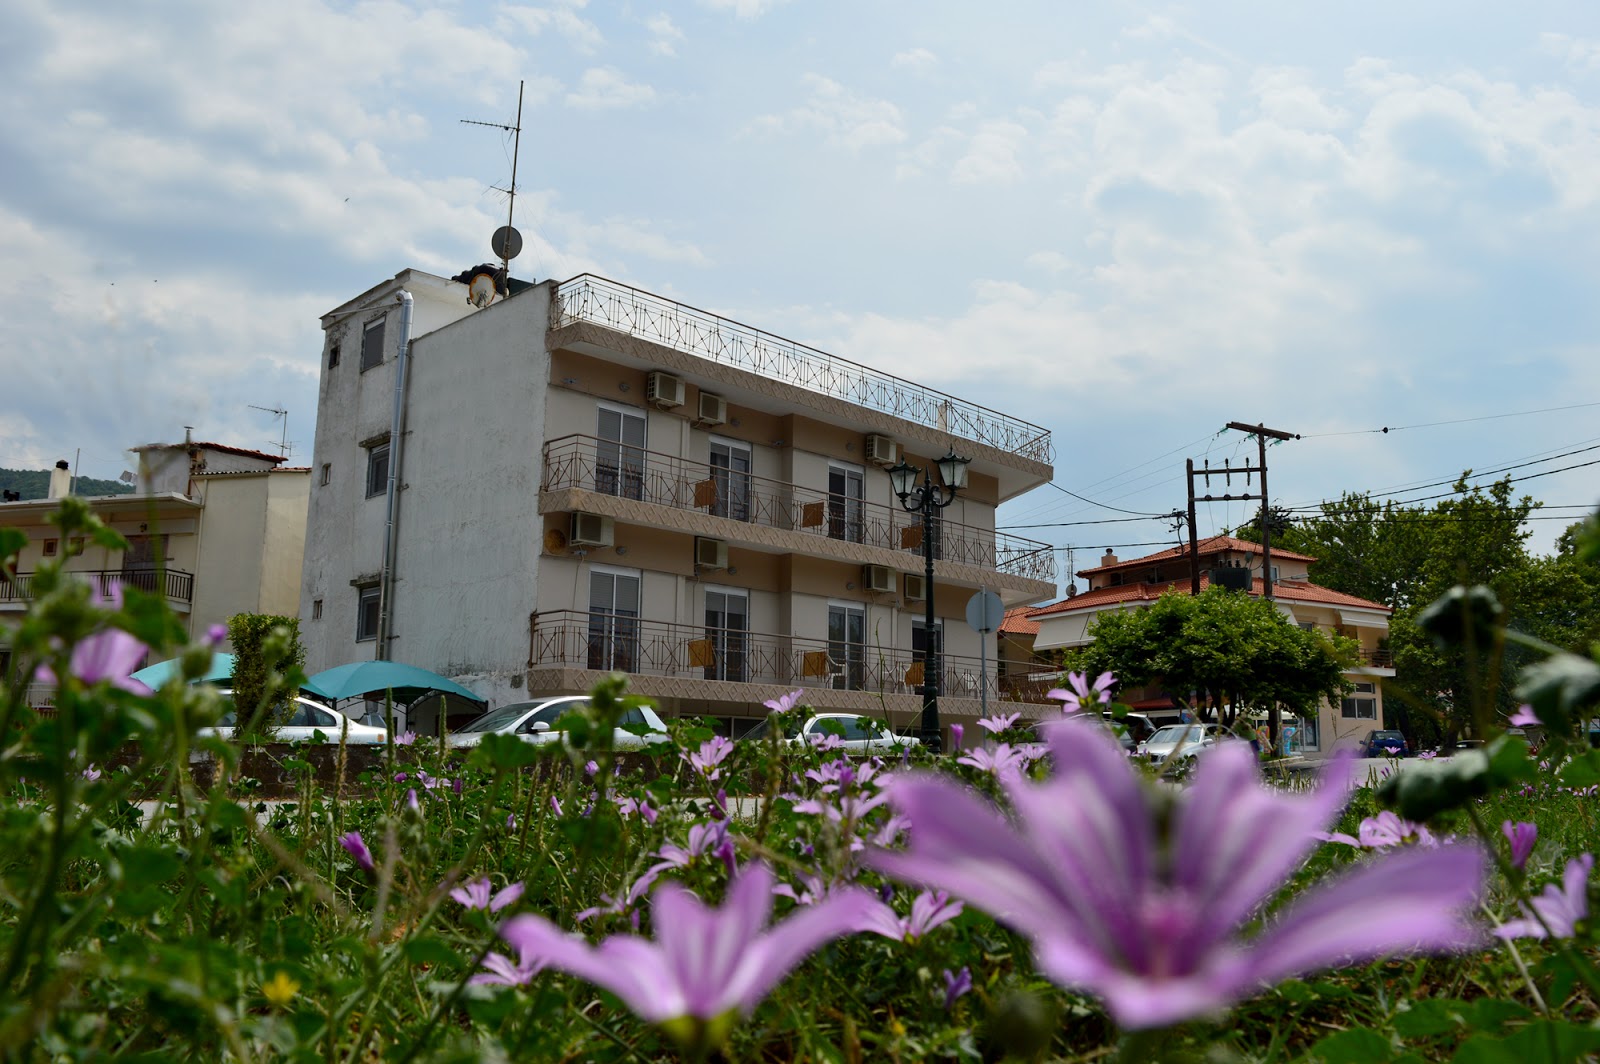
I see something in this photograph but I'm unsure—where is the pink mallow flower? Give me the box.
[394,731,417,746]
[498,862,876,1048]
[1496,853,1593,940]
[1316,811,1438,850]
[339,832,375,874]
[976,712,1021,735]
[1509,704,1540,727]
[1502,821,1538,871]
[857,889,965,944]
[950,723,964,752]
[1046,671,1115,714]
[36,628,151,694]
[686,736,735,779]
[943,966,972,1009]
[763,689,805,714]
[869,719,1487,1030]
[470,943,546,987]
[956,743,1030,780]
[451,877,525,913]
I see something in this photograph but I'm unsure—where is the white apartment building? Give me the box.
[299,270,1057,739]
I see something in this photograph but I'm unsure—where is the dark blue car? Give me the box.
[1361,729,1409,757]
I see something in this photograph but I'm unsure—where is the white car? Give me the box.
[199,691,389,744]
[743,712,920,752]
[1136,722,1230,763]
[446,695,669,749]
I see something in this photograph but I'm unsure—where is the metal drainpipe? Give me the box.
[376,290,414,662]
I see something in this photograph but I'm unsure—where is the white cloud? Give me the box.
[499,1,604,53]
[749,74,907,150]
[891,48,938,72]
[646,13,685,56]
[951,119,1029,184]
[700,0,789,18]
[566,67,658,109]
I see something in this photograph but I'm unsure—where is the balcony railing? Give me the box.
[0,568,195,607]
[1357,648,1394,668]
[542,435,1056,584]
[551,275,1054,465]
[532,609,1014,702]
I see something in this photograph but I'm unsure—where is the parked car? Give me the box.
[742,712,919,752]
[445,696,669,750]
[198,691,389,744]
[1102,712,1157,750]
[1360,729,1410,758]
[1135,722,1230,763]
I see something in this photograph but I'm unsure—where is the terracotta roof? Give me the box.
[1000,607,1041,635]
[132,441,288,465]
[1030,575,1390,618]
[1080,535,1316,579]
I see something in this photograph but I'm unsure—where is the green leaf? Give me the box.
[1392,998,1464,1038]
[470,732,542,770]
[402,935,461,969]
[0,526,26,562]
[1453,1020,1600,1064]
[1558,749,1600,788]
[1378,736,1532,820]
[1516,651,1600,735]
[119,842,183,884]
[1417,585,1503,649]
[1458,998,1531,1034]
[1307,1027,1395,1063]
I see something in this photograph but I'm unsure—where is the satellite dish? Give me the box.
[468,273,498,308]
[543,527,568,554]
[491,225,523,261]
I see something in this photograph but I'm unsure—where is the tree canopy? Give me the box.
[1061,586,1355,731]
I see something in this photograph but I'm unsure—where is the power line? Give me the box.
[1037,481,1172,517]
[1300,399,1600,438]
[1282,457,1600,512]
[999,514,1173,530]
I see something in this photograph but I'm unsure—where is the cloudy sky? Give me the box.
[3,0,1598,589]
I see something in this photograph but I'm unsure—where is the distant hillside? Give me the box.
[0,468,135,500]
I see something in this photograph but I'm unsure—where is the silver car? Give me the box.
[743,712,920,752]
[1136,722,1229,763]
[198,691,389,744]
[446,696,669,749]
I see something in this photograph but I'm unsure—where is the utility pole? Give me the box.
[1224,422,1298,601]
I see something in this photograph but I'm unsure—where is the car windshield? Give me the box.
[1147,725,1207,745]
[1372,731,1404,741]
[743,717,805,741]
[457,703,545,733]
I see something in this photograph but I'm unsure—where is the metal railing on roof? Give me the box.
[551,275,1054,464]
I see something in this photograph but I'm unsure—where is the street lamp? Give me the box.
[886,447,970,751]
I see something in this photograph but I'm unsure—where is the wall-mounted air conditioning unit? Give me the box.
[696,391,727,426]
[695,536,729,569]
[570,512,615,548]
[862,564,896,593]
[646,371,685,408]
[865,433,898,466]
[903,573,927,601]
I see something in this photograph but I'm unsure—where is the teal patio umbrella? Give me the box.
[130,652,235,688]
[301,661,484,704]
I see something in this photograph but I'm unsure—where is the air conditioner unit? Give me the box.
[695,536,728,569]
[865,433,898,466]
[570,512,615,548]
[903,573,927,601]
[697,391,727,426]
[862,564,895,593]
[646,371,685,408]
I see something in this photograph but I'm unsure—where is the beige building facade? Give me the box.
[300,270,1058,739]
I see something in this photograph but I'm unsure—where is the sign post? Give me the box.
[965,589,1005,720]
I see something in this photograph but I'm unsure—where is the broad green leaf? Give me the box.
[1307,1027,1395,1063]
[1392,998,1464,1038]
[1516,652,1600,735]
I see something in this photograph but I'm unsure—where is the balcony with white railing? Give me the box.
[0,568,195,611]
[541,434,1056,585]
[551,275,1054,465]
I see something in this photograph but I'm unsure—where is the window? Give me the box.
[43,539,59,557]
[827,603,866,690]
[595,404,646,500]
[328,343,341,369]
[703,587,748,682]
[1341,683,1378,720]
[320,463,331,486]
[356,586,381,642]
[1294,715,1320,751]
[827,464,864,543]
[365,442,390,498]
[360,317,386,371]
[311,598,323,621]
[708,438,752,522]
[587,569,641,672]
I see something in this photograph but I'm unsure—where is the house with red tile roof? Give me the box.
[1027,535,1394,757]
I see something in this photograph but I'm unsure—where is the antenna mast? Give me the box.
[248,404,291,456]
[461,80,526,277]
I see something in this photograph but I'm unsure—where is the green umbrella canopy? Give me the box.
[130,652,235,688]
[301,661,485,704]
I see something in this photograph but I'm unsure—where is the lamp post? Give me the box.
[887,448,971,752]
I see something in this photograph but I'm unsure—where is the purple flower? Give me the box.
[339,831,375,873]
[204,623,228,647]
[498,862,876,1045]
[763,688,805,714]
[943,966,972,1009]
[81,764,102,782]
[976,712,1021,735]
[686,736,735,779]
[37,628,152,694]
[1502,821,1538,871]
[808,731,845,752]
[957,743,1030,780]
[858,889,965,943]
[470,943,545,987]
[506,813,518,830]
[1045,671,1115,714]
[405,788,420,813]
[452,777,463,796]
[1509,704,1540,727]
[394,730,417,746]
[1496,854,1593,940]
[585,759,599,777]
[1317,811,1438,850]
[451,877,525,913]
[869,720,1487,1029]
[394,772,408,784]
[550,796,563,816]
[950,723,964,752]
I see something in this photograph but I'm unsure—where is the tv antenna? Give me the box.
[461,80,526,281]
[248,404,292,456]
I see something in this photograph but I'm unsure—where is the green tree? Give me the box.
[226,613,306,732]
[1062,587,1354,739]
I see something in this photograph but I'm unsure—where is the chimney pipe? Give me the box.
[1101,548,1118,567]
[48,460,72,500]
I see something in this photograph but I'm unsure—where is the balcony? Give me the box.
[530,610,1024,705]
[0,568,195,610]
[1356,647,1394,669]
[542,435,1056,585]
[551,275,1053,465]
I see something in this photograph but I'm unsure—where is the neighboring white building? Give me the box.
[299,270,1058,739]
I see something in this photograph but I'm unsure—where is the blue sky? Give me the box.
[2,0,1598,590]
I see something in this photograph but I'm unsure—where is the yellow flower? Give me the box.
[261,970,300,1008]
